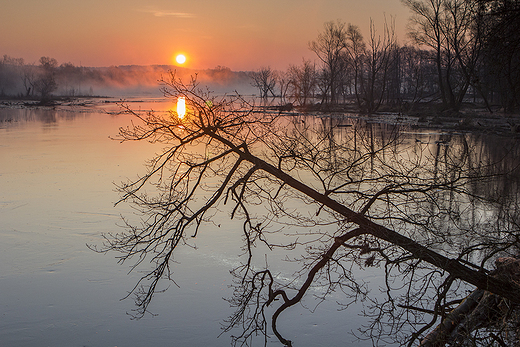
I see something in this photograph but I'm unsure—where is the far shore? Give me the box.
[2,94,520,137]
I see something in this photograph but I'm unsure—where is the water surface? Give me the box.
[0,102,378,347]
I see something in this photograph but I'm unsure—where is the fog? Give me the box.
[81,65,257,97]
[0,56,257,99]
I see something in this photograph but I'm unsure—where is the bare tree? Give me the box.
[276,69,291,105]
[96,73,520,347]
[402,0,484,111]
[398,45,437,107]
[249,66,277,99]
[343,24,367,109]
[357,18,398,113]
[21,64,37,97]
[310,20,350,106]
[34,56,58,102]
[478,0,520,113]
[0,55,25,96]
[286,59,318,106]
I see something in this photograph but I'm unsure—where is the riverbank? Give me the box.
[2,95,520,137]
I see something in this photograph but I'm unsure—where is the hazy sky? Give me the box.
[1,0,412,71]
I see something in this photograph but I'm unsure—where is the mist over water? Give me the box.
[0,61,257,99]
[87,65,258,98]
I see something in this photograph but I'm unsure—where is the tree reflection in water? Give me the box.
[93,73,520,347]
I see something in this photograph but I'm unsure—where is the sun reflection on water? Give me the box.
[177,96,186,119]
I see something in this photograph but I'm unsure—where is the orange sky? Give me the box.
[1,0,412,71]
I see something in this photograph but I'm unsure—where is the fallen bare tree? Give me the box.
[95,72,520,346]
[419,257,520,347]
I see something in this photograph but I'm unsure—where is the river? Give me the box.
[0,99,383,347]
[1,99,518,347]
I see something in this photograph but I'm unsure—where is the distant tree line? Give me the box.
[0,57,251,102]
[3,0,517,112]
[250,0,520,113]
[0,55,92,101]
[0,56,197,101]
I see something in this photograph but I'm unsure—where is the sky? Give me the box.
[1,0,412,71]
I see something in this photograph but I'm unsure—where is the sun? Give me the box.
[175,54,186,65]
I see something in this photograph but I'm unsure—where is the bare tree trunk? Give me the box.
[420,257,520,346]
[211,129,520,304]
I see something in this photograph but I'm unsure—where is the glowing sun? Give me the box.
[175,54,186,64]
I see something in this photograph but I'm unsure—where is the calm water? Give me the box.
[0,101,381,347]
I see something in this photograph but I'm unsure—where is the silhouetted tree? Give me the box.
[286,59,318,106]
[357,18,397,113]
[21,64,36,97]
[402,0,482,111]
[275,69,291,105]
[478,0,520,112]
[95,73,520,346]
[310,20,350,106]
[57,62,85,96]
[343,24,367,108]
[398,45,437,106]
[0,55,25,96]
[249,66,277,99]
[34,56,58,102]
